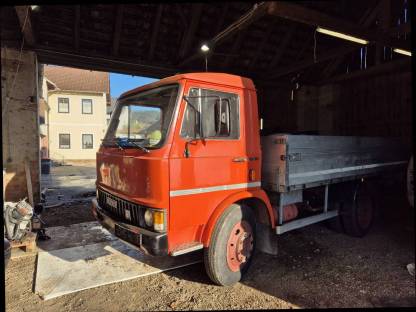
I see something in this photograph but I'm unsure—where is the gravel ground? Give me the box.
[5,202,415,311]
[6,164,415,310]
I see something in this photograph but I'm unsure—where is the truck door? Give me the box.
[168,83,251,250]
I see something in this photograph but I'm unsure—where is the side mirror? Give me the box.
[214,98,231,136]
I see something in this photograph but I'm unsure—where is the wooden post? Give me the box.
[24,159,34,207]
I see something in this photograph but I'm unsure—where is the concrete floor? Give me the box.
[35,222,201,300]
[41,162,96,206]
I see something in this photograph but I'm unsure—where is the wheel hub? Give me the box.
[226,221,254,272]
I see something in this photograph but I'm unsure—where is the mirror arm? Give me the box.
[184,140,191,158]
[184,138,200,158]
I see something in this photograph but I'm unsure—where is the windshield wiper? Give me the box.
[102,138,150,153]
[126,140,150,153]
[101,138,124,150]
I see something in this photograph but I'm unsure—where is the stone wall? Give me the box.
[2,47,40,203]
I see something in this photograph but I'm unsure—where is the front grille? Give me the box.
[97,188,145,227]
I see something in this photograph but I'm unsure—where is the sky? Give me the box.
[110,73,157,98]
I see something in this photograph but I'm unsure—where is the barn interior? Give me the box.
[1,1,412,203]
[2,1,414,309]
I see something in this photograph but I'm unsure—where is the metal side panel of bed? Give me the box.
[261,134,409,193]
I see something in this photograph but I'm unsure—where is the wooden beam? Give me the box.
[74,5,80,51]
[269,26,296,69]
[375,0,390,65]
[14,6,36,46]
[148,4,163,61]
[248,20,276,69]
[318,57,410,85]
[266,1,409,51]
[211,2,268,45]
[35,46,176,79]
[266,44,360,79]
[323,3,410,79]
[112,5,124,56]
[390,23,411,36]
[178,2,268,67]
[222,30,246,68]
[323,2,382,78]
[175,4,188,27]
[215,3,230,34]
[178,4,203,61]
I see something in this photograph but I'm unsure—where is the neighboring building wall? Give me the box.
[1,47,40,203]
[48,91,107,160]
[39,74,49,159]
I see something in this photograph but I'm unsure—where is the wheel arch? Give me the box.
[201,189,275,247]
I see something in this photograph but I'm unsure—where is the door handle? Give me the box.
[232,157,248,163]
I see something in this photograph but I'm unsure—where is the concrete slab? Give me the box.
[35,240,202,300]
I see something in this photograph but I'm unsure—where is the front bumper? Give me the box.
[91,198,168,256]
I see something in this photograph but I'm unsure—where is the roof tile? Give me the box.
[44,65,110,94]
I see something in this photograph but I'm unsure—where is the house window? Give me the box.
[82,99,93,114]
[58,98,69,113]
[82,134,93,149]
[59,134,70,149]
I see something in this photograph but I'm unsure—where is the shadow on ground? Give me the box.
[36,162,415,308]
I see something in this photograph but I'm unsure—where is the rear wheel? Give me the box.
[204,203,256,286]
[341,182,375,237]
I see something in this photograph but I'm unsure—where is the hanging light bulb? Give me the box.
[200,44,210,52]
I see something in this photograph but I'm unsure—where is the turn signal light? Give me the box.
[153,211,164,232]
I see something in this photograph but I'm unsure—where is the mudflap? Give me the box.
[255,222,278,256]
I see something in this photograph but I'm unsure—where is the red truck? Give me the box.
[92,73,407,285]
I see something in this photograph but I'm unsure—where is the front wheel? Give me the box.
[204,203,256,286]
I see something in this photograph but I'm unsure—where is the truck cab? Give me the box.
[92,73,275,284]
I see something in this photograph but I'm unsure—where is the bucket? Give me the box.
[41,158,51,174]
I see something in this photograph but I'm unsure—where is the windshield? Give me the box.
[103,84,179,149]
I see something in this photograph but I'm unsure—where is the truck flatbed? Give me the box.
[261,134,409,193]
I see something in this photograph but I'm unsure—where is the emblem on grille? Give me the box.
[125,209,131,220]
[106,197,117,209]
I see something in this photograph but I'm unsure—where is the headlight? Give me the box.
[144,209,165,233]
[144,209,153,227]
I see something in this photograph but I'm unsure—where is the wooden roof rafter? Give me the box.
[148,4,164,61]
[15,6,36,46]
[74,5,80,51]
[112,4,124,56]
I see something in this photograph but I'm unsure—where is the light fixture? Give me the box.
[200,44,210,53]
[393,48,412,56]
[30,5,40,11]
[316,26,369,45]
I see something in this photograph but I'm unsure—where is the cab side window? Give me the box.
[180,88,239,140]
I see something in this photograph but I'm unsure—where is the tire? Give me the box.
[204,203,256,286]
[341,182,375,237]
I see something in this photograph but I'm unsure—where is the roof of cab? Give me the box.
[119,72,256,99]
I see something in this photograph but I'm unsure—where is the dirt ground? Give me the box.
[5,164,415,310]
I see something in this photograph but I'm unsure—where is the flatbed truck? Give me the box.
[92,73,408,285]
